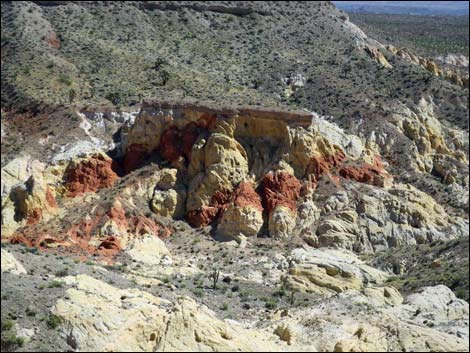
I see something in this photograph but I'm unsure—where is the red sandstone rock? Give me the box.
[106,202,129,231]
[305,151,346,180]
[26,208,42,225]
[123,144,148,174]
[338,155,390,186]
[10,234,34,247]
[11,200,172,261]
[260,171,302,214]
[181,123,200,159]
[187,188,230,227]
[64,154,118,197]
[10,233,66,249]
[187,182,262,227]
[197,113,217,129]
[187,207,219,228]
[160,126,181,162]
[159,122,203,162]
[232,182,263,212]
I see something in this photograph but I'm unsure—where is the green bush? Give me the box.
[48,280,64,288]
[262,296,278,310]
[58,73,72,85]
[55,268,69,277]
[1,331,24,350]
[1,319,13,332]
[105,92,122,106]
[192,288,204,298]
[26,307,36,317]
[46,315,61,329]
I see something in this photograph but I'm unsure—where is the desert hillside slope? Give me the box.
[1,1,469,352]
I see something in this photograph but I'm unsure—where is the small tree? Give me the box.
[289,289,296,306]
[153,57,166,71]
[160,70,170,86]
[209,268,220,290]
[105,92,122,106]
[68,88,76,105]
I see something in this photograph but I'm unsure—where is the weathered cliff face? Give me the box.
[3,100,467,260]
[113,99,466,251]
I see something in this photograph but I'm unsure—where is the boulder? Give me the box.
[287,247,388,296]
[268,205,296,240]
[1,249,27,275]
[215,182,264,242]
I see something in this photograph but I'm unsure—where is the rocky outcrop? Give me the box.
[122,100,315,236]
[287,247,388,295]
[1,249,27,275]
[2,99,463,260]
[268,284,469,351]
[268,206,297,241]
[9,176,58,225]
[1,155,61,237]
[10,198,171,261]
[307,182,468,253]
[338,155,392,187]
[386,45,469,88]
[115,100,466,252]
[369,96,468,207]
[364,45,393,69]
[363,43,469,87]
[125,234,172,266]
[150,168,186,219]
[187,123,250,226]
[260,172,302,215]
[288,124,346,179]
[63,152,118,197]
[435,54,469,68]
[215,182,264,242]
[52,275,294,352]
[260,171,302,239]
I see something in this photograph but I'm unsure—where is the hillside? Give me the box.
[1,1,469,352]
[350,13,469,57]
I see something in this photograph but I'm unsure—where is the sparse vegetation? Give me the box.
[192,288,205,298]
[369,238,469,302]
[68,89,76,105]
[55,268,69,277]
[105,92,122,106]
[48,280,64,288]
[46,315,61,329]
[58,73,73,86]
[1,319,24,351]
[209,268,220,290]
[350,13,469,57]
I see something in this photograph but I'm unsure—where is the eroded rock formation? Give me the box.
[63,152,118,197]
[118,100,401,246]
[2,100,467,260]
[52,275,295,352]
